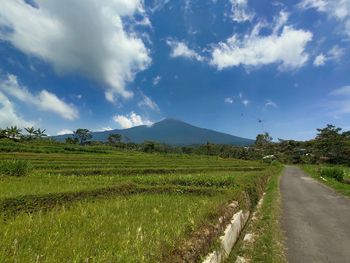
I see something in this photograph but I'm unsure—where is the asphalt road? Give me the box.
[281,166,350,263]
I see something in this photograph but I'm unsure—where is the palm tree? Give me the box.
[0,129,7,139]
[34,128,47,139]
[25,126,36,140]
[6,126,22,140]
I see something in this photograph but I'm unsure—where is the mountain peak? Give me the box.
[158,118,184,123]
[55,119,254,146]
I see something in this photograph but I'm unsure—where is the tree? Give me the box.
[107,134,122,146]
[206,141,213,155]
[142,141,155,153]
[0,129,7,139]
[255,132,273,147]
[73,129,92,145]
[65,137,78,144]
[34,128,47,139]
[6,126,22,140]
[314,125,343,163]
[24,127,36,140]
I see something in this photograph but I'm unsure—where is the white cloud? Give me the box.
[265,99,278,108]
[330,85,350,96]
[313,53,326,66]
[211,12,313,70]
[299,0,350,36]
[149,0,171,13]
[57,129,73,135]
[153,76,162,86]
[224,97,234,104]
[94,127,114,132]
[0,74,78,120]
[230,0,255,23]
[166,39,204,61]
[138,94,159,111]
[328,45,345,60]
[313,46,345,66]
[242,99,249,106]
[299,0,327,11]
[0,0,151,102]
[0,91,34,128]
[113,111,153,129]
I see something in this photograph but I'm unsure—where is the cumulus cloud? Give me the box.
[224,97,234,104]
[0,91,34,128]
[230,0,255,23]
[0,0,151,102]
[166,39,204,61]
[138,94,159,111]
[299,0,350,36]
[57,129,73,135]
[313,53,326,66]
[0,74,78,120]
[211,12,313,70]
[113,111,153,129]
[313,46,345,66]
[242,99,249,106]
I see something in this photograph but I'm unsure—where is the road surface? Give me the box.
[281,166,350,263]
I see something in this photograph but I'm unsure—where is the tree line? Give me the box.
[0,124,349,165]
[0,126,47,140]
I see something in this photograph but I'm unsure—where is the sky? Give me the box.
[0,0,350,140]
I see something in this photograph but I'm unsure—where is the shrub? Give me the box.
[0,160,32,177]
[320,167,344,182]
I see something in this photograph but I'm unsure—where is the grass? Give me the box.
[0,170,271,200]
[0,160,31,177]
[0,194,228,263]
[0,148,279,262]
[301,165,350,198]
[226,169,286,263]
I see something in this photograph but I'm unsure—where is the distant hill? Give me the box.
[54,118,254,146]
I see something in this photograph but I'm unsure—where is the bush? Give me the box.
[0,160,32,177]
[320,167,344,182]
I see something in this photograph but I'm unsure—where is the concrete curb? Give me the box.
[203,209,250,263]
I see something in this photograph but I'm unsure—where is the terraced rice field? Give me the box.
[0,150,280,262]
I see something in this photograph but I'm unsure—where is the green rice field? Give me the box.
[0,149,280,262]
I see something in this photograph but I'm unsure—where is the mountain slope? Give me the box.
[55,119,254,146]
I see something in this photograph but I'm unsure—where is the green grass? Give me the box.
[249,171,286,262]
[0,194,227,263]
[226,169,286,263]
[0,160,32,177]
[0,149,279,262]
[0,170,270,200]
[0,152,265,176]
[301,165,350,197]
[0,174,125,200]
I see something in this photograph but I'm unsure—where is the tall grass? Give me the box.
[302,165,350,197]
[0,160,31,177]
[0,194,226,263]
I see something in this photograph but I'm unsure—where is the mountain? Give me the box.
[54,119,254,146]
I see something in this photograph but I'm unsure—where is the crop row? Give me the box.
[0,183,226,217]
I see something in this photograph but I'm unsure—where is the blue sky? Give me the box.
[0,0,350,140]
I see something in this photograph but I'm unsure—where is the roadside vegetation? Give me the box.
[301,165,350,198]
[226,171,286,263]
